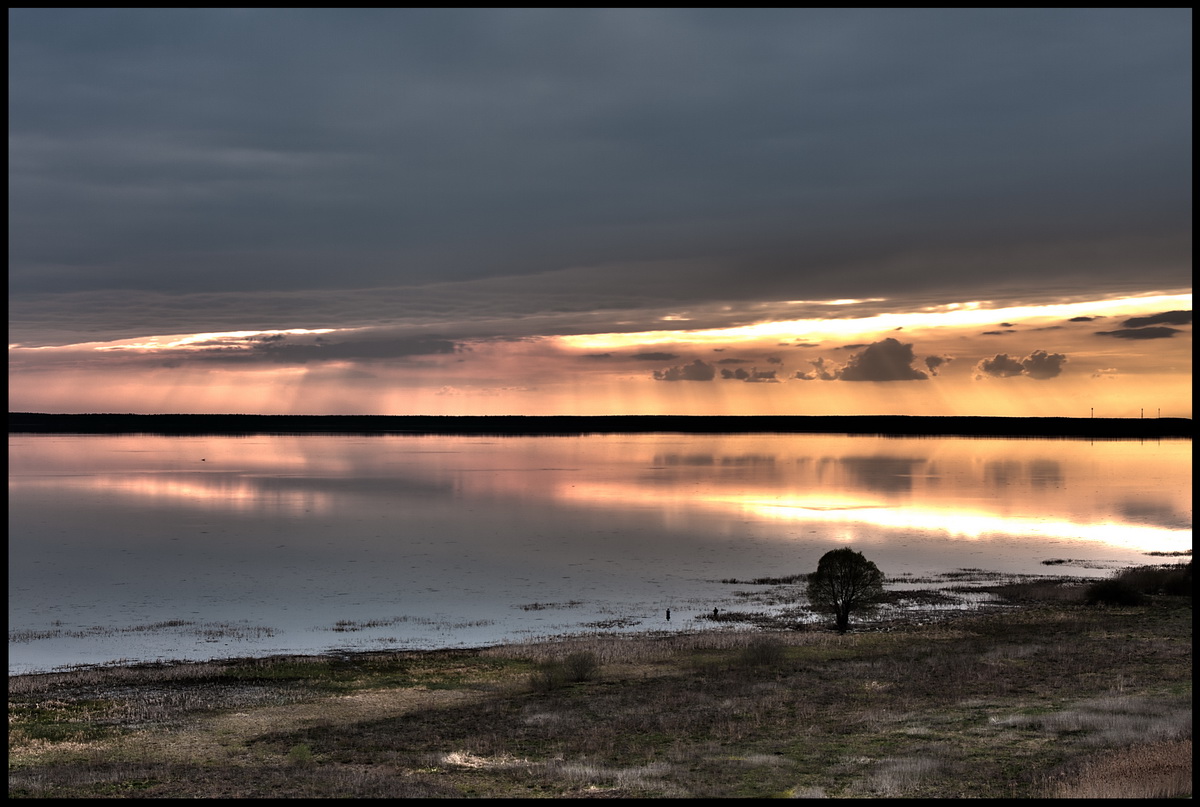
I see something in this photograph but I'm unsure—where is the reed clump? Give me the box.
[1081,562,1192,607]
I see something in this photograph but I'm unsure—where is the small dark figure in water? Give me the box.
[666,608,670,621]
[712,607,719,620]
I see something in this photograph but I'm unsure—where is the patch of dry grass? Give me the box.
[1041,738,1192,798]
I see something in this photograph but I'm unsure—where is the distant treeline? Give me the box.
[7,412,1192,438]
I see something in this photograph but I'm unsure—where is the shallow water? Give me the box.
[8,433,1191,674]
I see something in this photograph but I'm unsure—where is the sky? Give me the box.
[8,8,1192,417]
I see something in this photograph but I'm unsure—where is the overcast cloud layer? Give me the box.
[9,8,1193,348]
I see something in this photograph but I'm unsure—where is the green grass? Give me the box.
[8,596,1191,798]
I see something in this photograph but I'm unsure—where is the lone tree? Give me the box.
[806,548,885,633]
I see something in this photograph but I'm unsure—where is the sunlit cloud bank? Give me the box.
[7,9,1191,417]
[7,292,1190,417]
[9,239,1190,351]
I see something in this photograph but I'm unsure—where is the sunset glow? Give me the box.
[8,9,1191,419]
[8,291,1189,418]
[556,294,1191,350]
[91,328,339,353]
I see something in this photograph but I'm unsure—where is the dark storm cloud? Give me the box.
[975,355,1027,378]
[8,8,1193,347]
[1121,310,1191,328]
[653,359,716,382]
[1019,350,1068,379]
[720,368,779,382]
[1094,327,1183,340]
[797,338,930,382]
[924,355,952,376]
[975,350,1067,380]
[796,357,838,382]
[188,335,461,365]
[836,338,930,382]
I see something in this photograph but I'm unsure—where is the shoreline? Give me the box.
[8,412,1193,438]
[12,558,1190,679]
[6,593,1017,685]
[2,572,1086,681]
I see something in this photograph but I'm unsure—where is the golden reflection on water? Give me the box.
[553,483,1187,552]
[85,474,336,514]
[539,434,1191,555]
[6,432,1193,676]
[10,467,336,514]
[8,432,1191,555]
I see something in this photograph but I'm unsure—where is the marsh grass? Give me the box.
[328,616,495,632]
[980,578,1087,603]
[9,620,275,645]
[1040,738,1192,798]
[8,597,1190,799]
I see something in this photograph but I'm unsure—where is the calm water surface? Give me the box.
[8,433,1191,674]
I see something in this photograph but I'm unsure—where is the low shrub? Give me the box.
[528,662,566,692]
[562,651,600,682]
[529,650,601,690]
[1085,578,1144,607]
[286,743,314,766]
[738,636,786,668]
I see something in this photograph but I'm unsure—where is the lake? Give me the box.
[8,432,1191,674]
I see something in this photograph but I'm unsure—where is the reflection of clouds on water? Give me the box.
[10,471,339,515]
[983,460,1023,488]
[984,458,1064,490]
[1028,459,1064,488]
[1118,498,1193,531]
[8,433,1191,674]
[654,453,780,466]
[838,456,929,493]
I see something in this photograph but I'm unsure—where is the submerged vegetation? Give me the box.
[8,568,1191,799]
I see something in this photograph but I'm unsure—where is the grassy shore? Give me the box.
[8,580,1191,798]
